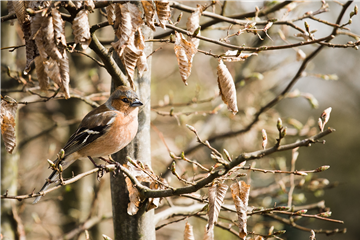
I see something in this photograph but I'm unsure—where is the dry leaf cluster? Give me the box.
[1,96,18,154]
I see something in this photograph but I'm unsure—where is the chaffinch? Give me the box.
[33,86,143,203]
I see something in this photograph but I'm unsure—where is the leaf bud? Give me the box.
[315,165,330,172]
[169,152,176,159]
[186,124,197,133]
[273,230,286,236]
[295,209,307,215]
[304,21,310,33]
[280,127,287,138]
[277,118,283,131]
[318,211,332,217]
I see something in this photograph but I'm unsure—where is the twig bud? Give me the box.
[223,149,232,161]
[262,129,267,149]
[315,165,330,172]
[186,124,197,133]
[304,21,310,33]
[273,230,286,236]
[169,152,177,159]
[295,171,308,176]
[318,211,332,217]
[192,26,201,37]
[354,5,358,15]
[181,151,185,159]
[277,118,283,131]
[57,149,65,160]
[280,127,287,138]
[47,159,55,168]
[171,161,176,174]
[295,209,307,215]
[58,164,63,172]
[176,12,183,23]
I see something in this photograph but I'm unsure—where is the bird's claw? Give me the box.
[112,162,122,177]
[96,164,106,181]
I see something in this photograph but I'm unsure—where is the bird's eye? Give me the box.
[122,98,129,103]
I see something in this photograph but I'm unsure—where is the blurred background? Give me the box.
[1,1,360,240]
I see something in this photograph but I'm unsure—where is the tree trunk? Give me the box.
[1,2,21,238]
[110,22,154,240]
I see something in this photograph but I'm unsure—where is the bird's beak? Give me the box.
[130,99,143,107]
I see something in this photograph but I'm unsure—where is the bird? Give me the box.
[33,86,143,204]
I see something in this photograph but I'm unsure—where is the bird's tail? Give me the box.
[33,170,59,204]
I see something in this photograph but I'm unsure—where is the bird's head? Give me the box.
[107,86,143,114]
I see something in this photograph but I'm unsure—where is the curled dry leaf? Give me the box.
[72,0,83,10]
[137,52,148,77]
[230,181,250,240]
[121,42,142,89]
[142,0,156,31]
[186,5,202,48]
[58,53,71,99]
[184,222,195,240]
[72,9,91,50]
[34,56,49,90]
[174,32,197,85]
[113,3,143,52]
[155,0,171,29]
[83,0,95,11]
[125,176,141,215]
[1,96,18,154]
[206,183,229,237]
[106,3,116,25]
[217,59,238,114]
[51,8,67,49]
[42,16,62,61]
[31,13,47,60]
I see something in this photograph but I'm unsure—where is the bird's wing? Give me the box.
[61,111,118,157]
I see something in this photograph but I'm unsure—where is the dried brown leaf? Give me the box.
[42,16,62,61]
[186,5,202,48]
[31,13,47,60]
[121,42,142,89]
[72,0,83,10]
[83,0,95,11]
[142,0,156,31]
[106,3,116,25]
[114,3,143,52]
[174,32,197,85]
[136,52,148,77]
[51,8,66,49]
[1,96,18,154]
[217,59,238,114]
[125,176,141,215]
[184,222,195,240]
[72,9,91,50]
[34,56,49,91]
[12,1,26,25]
[44,58,61,85]
[155,0,171,29]
[207,183,228,236]
[58,53,71,99]
[230,181,250,240]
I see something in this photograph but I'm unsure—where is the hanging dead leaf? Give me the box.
[142,0,156,31]
[83,0,95,11]
[12,1,26,24]
[113,2,143,52]
[106,3,116,25]
[155,0,171,29]
[51,8,67,50]
[217,59,238,114]
[58,53,71,99]
[174,32,197,85]
[44,58,61,86]
[72,0,83,10]
[230,181,250,240]
[72,9,91,50]
[34,56,49,91]
[184,222,195,240]
[186,5,202,48]
[121,42,142,89]
[42,16,62,61]
[31,13,47,60]
[125,176,141,215]
[136,52,148,77]
[1,96,18,154]
[206,183,228,237]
